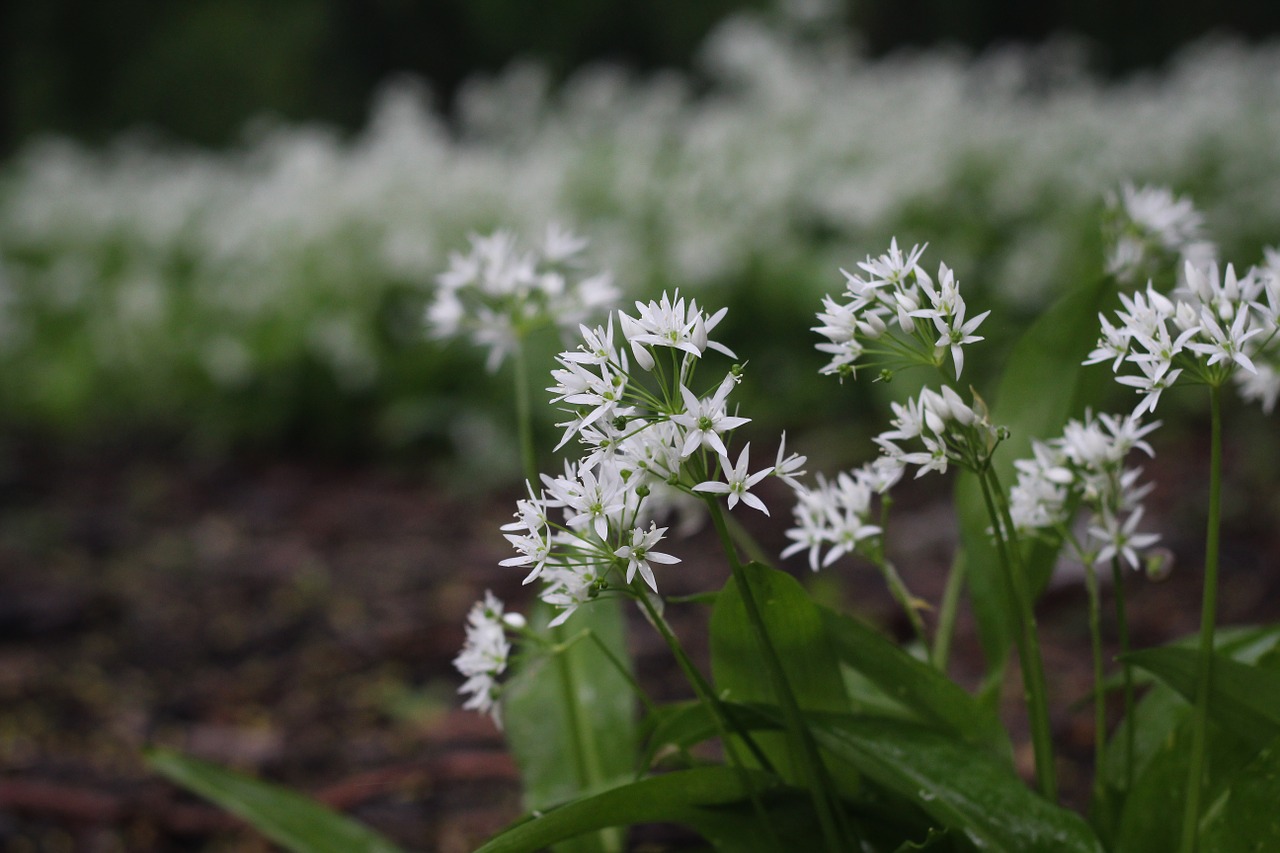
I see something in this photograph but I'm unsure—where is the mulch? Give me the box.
[1,436,1277,851]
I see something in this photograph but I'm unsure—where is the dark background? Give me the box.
[4,0,1280,153]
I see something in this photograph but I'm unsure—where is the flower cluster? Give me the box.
[782,458,900,572]
[429,226,619,371]
[873,386,1002,479]
[501,291,805,625]
[1088,257,1280,415]
[813,240,990,380]
[453,591,526,727]
[1008,411,1161,569]
[1103,183,1215,285]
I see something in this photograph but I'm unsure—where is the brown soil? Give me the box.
[1,437,1278,852]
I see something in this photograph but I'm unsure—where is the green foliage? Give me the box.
[501,598,637,853]
[146,749,405,853]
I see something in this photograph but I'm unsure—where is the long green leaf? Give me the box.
[147,749,405,853]
[1202,736,1280,853]
[1123,646,1280,748]
[475,767,814,853]
[819,606,1009,755]
[502,598,637,853]
[957,273,1111,667]
[805,714,1104,853]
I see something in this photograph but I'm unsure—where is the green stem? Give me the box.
[1180,384,1223,853]
[875,556,929,652]
[1111,557,1136,794]
[1084,560,1107,809]
[932,552,966,672]
[978,468,1058,801]
[633,589,784,851]
[706,500,854,853]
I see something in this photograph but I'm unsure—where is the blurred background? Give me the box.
[5,2,1280,850]
[2,0,1280,465]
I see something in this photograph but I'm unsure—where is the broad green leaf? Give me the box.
[1096,630,1280,846]
[1202,735,1280,853]
[956,272,1111,668]
[805,714,1105,853]
[1113,710,1258,853]
[146,749,404,853]
[710,561,850,783]
[1123,646,1280,748]
[474,767,816,853]
[502,597,637,853]
[819,606,1009,756]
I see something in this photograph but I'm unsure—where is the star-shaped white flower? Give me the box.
[614,524,680,592]
[693,443,772,515]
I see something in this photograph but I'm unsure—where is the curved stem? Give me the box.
[932,552,966,672]
[978,468,1058,801]
[874,556,930,651]
[1180,384,1223,853]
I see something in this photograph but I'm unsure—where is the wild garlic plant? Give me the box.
[1092,187,1280,853]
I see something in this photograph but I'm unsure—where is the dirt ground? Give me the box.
[1,435,1278,852]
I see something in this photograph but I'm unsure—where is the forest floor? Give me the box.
[2,435,1278,852]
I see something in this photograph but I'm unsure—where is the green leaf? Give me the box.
[502,597,637,853]
[818,606,1009,756]
[1123,646,1280,748]
[805,714,1104,853]
[1112,708,1258,853]
[956,272,1111,667]
[1202,735,1280,853]
[146,749,405,853]
[474,767,814,853]
[710,561,850,783]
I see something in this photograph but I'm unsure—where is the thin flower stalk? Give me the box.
[1180,384,1224,853]
[1111,557,1137,794]
[979,465,1058,802]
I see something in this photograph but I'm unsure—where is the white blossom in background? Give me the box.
[453,591,525,728]
[813,240,988,381]
[781,462,891,572]
[1103,183,1215,285]
[1008,411,1161,570]
[428,226,619,371]
[1088,250,1280,416]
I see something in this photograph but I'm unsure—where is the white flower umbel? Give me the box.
[814,240,989,381]
[1008,411,1161,570]
[1091,256,1280,415]
[874,386,1001,479]
[430,226,619,371]
[1103,183,1214,285]
[453,591,525,728]
[497,290,796,625]
[781,463,889,572]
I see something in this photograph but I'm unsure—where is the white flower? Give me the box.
[619,291,735,370]
[1090,508,1161,570]
[772,432,808,488]
[693,443,772,515]
[454,591,518,728]
[670,373,750,458]
[613,523,680,592]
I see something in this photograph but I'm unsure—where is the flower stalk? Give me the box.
[1180,383,1224,853]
